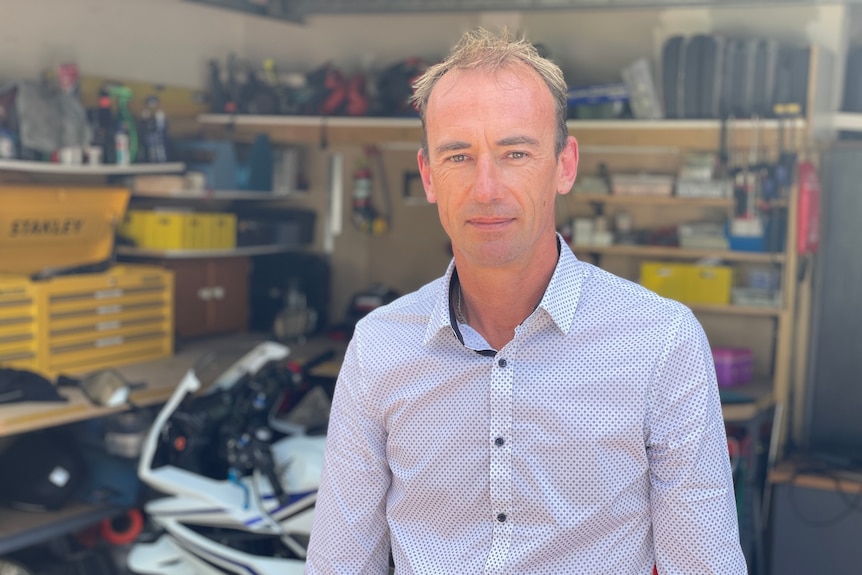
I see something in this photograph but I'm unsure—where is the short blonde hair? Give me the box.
[412,27,569,158]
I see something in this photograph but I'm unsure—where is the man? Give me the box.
[306,28,747,574]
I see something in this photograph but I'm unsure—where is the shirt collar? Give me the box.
[422,234,585,346]
[422,259,459,346]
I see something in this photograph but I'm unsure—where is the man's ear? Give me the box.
[557,136,579,196]
[417,148,437,203]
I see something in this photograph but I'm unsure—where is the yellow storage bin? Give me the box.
[640,262,688,302]
[0,185,130,275]
[641,262,734,305]
[191,213,212,249]
[0,277,39,371]
[686,265,734,305]
[119,209,149,247]
[146,211,197,250]
[211,213,237,249]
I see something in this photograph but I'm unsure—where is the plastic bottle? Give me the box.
[115,123,130,165]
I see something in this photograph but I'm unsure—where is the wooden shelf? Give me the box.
[721,377,775,423]
[689,303,784,317]
[571,243,785,263]
[0,160,185,176]
[829,112,862,133]
[117,244,302,259]
[198,113,423,146]
[572,194,732,207]
[198,114,805,150]
[0,335,278,438]
[0,502,122,555]
[131,188,307,200]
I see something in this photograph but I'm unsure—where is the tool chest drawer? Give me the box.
[0,279,39,371]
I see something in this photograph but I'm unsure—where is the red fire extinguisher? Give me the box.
[796,161,821,256]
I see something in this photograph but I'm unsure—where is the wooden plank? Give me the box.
[769,461,862,494]
[0,502,122,555]
[0,335,262,438]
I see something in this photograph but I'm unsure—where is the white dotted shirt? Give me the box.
[306,239,747,574]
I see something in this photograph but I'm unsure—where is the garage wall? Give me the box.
[2,0,852,320]
[3,1,847,89]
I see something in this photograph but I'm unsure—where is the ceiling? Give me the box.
[186,0,860,23]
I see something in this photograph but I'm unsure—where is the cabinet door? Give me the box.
[207,256,250,335]
[161,259,210,339]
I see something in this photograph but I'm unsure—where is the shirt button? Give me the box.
[497,513,507,523]
[498,358,507,368]
[494,437,505,447]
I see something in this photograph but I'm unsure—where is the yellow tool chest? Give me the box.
[0,264,174,377]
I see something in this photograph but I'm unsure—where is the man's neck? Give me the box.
[455,239,559,350]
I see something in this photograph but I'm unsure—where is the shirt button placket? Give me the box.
[484,353,514,573]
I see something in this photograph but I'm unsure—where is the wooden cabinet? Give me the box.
[156,256,250,339]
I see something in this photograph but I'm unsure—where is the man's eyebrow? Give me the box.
[434,140,470,155]
[497,135,540,147]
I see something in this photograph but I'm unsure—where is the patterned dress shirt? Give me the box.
[306,239,747,574]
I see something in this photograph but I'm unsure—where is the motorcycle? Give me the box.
[128,342,334,575]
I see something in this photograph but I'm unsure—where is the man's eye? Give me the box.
[450,154,467,163]
[509,151,527,160]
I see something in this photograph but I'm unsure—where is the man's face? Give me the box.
[417,63,578,269]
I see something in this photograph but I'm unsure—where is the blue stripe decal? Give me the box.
[175,535,261,575]
[157,508,225,517]
[244,490,317,526]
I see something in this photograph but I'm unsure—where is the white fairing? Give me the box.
[129,342,327,575]
[273,435,327,493]
[128,522,307,575]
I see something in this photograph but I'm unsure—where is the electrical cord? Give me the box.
[251,469,308,559]
[786,461,862,528]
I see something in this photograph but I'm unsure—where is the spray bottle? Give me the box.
[107,85,137,164]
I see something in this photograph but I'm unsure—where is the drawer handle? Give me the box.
[95,289,124,300]
[97,305,122,315]
[96,335,124,348]
[211,286,225,300]
[198,287,213,301]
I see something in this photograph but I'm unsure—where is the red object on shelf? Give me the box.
[797,161,821,255]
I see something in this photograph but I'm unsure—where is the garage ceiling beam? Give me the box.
[185,0,303,23]
[295,0,862,14]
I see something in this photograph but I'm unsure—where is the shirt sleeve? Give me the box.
[646,307,748,574]
[305,336,392,575]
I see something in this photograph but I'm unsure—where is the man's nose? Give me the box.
[471,154,501,202]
